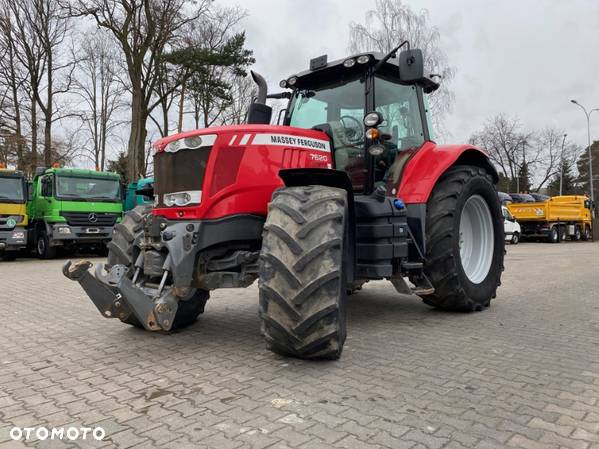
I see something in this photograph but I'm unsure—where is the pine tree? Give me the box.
[576,141,599,199]
[547,159,577,196]
[517,161,531,193]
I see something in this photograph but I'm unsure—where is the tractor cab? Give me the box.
[277,46,439,194]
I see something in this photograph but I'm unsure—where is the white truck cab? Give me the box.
[502,206,521,244]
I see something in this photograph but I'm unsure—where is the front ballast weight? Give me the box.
[63,259,180,331]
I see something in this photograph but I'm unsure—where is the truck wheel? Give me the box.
[36,231,57,259]
[107,205,209,329]
[560,226,567,242]
[574,225,582,241]
[511,232,520,245]
[423,166,504,312]
[549,226,559,243]
[259,185,347,360]
[582,225,591,241]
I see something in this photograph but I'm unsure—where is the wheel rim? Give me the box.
[37,237,45,255]
[459,195,495,284]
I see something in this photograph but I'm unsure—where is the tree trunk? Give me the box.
[30,94,37,172]
[44,52,53,166]
[177,81,185,133]
[127,87,148,183]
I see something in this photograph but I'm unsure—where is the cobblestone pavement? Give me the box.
[1,242,598,449]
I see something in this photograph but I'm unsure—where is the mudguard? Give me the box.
[398,142,498,204]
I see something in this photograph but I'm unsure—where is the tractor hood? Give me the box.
[152,125,333,221]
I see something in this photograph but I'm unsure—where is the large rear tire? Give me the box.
[107,205,208,329]
[259,185,348,360]
[423,166,504,312]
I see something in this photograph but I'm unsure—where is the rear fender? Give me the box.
[398,143,498,204]
[278,168,355,283]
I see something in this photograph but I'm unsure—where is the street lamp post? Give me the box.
[560,133,567,196]
[570,100,598,202]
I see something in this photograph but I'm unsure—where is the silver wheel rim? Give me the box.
[38,238,45,255]
[459,195,494,284]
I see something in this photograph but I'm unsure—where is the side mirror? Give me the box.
[398,49,424,82]
[247,102,272,125]
[584,199,591,209]
[135,183,154,201]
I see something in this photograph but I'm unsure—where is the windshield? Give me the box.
[287,74,427,192]
[289,77,368,189]
[56,176,120,201]
[0,176,25,203]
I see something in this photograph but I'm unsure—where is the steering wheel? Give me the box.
[339,115,364,144]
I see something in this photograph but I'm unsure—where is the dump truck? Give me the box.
[64,43,505,360]
[0,167,28,260]
[507,195,593,242]
[28,167,123,258]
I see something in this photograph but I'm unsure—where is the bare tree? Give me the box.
[6,0,72,167]
[222,74,256,125]
[469,114,531,191]
[349,0,455,135]
[72,30,125,171]
[69,0,210,181]
[528,128,580,192]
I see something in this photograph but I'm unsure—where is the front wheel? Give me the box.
[548,226,559,243]
[511,232,520,245]
[107,205,208,329]
[259,185,348,360]
[423,166,504,312]
[36,231,57,259]
[582,225,591,241]
[574,225,582,241]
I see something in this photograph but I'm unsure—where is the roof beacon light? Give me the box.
[287,76,298,86]
[357,55,370,64]
[343,58,356,68]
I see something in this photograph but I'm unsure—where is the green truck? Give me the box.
[28,167,123,258]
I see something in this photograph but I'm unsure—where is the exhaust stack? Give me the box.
[247,70,272,124]
[251,70,268,104]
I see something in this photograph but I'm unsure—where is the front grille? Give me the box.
[154,147,211,207]
[60,212,118,227]
[0,215,22,230]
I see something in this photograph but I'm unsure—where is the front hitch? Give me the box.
[62,260,179,331]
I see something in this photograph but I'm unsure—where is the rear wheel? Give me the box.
[36,231,57,259]
[548,226,559,243]
[582,225,591,241]
[574,225,582,241]
[107,205,208,329]
[259,185,347,360]
[560,226,567,242]
[423,166,504,312]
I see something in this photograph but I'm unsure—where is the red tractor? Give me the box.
[64,43,504,360]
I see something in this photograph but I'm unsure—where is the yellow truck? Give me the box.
[0,167,28,260]
[507,195,593,243]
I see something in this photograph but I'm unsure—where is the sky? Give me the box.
[220,0,599,148]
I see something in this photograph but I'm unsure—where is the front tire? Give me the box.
[107,205,208,329]
[259,185,348,360]
[36,231,57,259]
[423,166,504,312]
[511,232,520,245]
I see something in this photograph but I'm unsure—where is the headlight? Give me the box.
[163,190,202,207]
[279,79,288,88]
[12,231,25,239]
[287,76,297,86]
[56,226,71,234]
[365,128,380,140]
[368,145,385,156]
[364,111,383,127]
[357,55,370,64]
[343,58,356,68]
[184,135,204,148]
